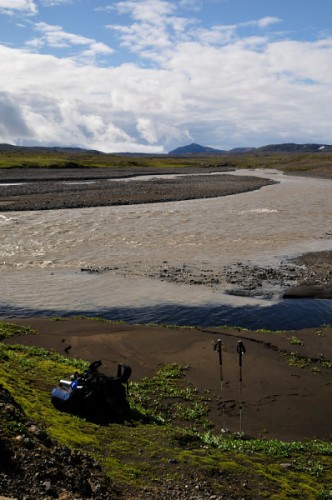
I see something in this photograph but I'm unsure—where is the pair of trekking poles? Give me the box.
[214,338,246,434]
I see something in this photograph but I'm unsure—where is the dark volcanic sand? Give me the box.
[4,318,332,441]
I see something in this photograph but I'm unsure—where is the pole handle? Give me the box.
[237,340,246,367]
[214,339,222,366]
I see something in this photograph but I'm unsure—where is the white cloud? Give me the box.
[0,0,332,152]
[26,22,114,60]
[32,22,99,47]
[113,0,175,23]
[136,118,158,143]
[0,0,37,15]
[40,0,72,5]
[0,92,32,140]
[107,0,192,56]
[255,16,281,28]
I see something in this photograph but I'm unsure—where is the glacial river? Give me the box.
[0,169,331,329]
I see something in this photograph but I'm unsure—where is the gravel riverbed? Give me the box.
[0,166,275,211]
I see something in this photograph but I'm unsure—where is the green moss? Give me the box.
[0,321,36,340]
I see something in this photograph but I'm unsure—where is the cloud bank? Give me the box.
[0,0,331,152]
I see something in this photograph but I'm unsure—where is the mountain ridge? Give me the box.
[1,141,332,156]
[168,142,332,156]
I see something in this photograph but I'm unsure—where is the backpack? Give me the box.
[51,360,132,422]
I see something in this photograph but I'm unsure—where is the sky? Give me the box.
[0,0,332,153]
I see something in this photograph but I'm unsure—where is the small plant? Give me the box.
[290,336,304,346]
[320,360,332,369]
[286,353,309,368]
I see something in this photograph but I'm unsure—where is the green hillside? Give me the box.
[0,146,332,177]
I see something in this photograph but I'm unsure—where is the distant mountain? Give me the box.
[1,141,332,157]
[229,147,255,153]
[257,143,332,153]
[0,144,102,155]
[168,143,226,156]
[168,142,332,156]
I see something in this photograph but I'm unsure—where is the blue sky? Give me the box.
[0,0,332,153]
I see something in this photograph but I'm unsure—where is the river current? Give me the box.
[0,169,331,329]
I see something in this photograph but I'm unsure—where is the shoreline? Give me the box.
[3,316,332,441]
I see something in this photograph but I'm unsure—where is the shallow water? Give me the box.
[0,170,331,329]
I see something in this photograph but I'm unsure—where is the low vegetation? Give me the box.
[0,148,332,177]
[0,322,331,498]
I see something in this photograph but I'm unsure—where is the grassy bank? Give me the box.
[0,149,332,177]
[0,322,331,498]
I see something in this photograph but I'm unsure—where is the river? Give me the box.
[0,169,331,329]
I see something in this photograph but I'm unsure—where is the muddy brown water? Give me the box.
[0,170,331,329]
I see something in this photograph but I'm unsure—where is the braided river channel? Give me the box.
[1,169,331,329]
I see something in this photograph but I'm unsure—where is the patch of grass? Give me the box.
[144,322,196,329]
[129,363,212,431]
[321,360,332,369]
[284,351,332,372]
[317,486,332,499]
[200,433,332,457]
[286,352,310,369]
[256,328,279,334]
[290,335,304,346]
[0,321,36,340]
[51,315,128,324]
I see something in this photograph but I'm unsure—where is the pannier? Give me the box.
[51,360,132,422]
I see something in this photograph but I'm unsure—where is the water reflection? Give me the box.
[1,298,331,331]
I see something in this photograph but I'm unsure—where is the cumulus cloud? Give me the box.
[0,0,37,15]
[107,0,192,57]
[26,22,114,61]
[0,0,332,152]
[0,92,32,140]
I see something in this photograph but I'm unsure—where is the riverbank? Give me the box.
[3,317,332,441]
[2,318,332,499]
[127,249,331,299]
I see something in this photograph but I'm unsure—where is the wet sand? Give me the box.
[4,317,332,441]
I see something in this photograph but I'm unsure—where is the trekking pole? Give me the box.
[236,340,246,434]
[214,339,227,432]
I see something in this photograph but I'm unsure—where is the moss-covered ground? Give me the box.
[0,322,331,498]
